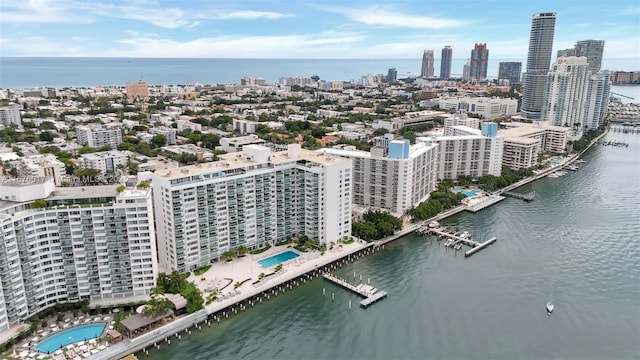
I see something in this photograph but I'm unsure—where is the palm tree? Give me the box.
[236,246,248,257]
[222,251,234,262]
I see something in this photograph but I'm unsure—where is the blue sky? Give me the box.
[0,0,638,59]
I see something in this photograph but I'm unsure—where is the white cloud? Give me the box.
[0,0,93,24]
[103,31,366,58]
[212,10,294,20]
[320,5,467,29]
[0,0,293,28]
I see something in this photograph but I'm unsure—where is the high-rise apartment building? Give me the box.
[141,144,352,273]
[543,57,611,131]
[584,70,611,130]
[387,68,398,83]
[440,46,453,79]
[462,60,471,81]
[542,57,591,129]
[469,44,489,80]
[557,40,605,74]
[427,123,504,180]
[0,183,157,331]
[320,138,438,216]
[421,50,435,78]
[498,62,522,85]
[521,12,556,119]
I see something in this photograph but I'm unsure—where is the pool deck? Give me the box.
[87,240,368,360]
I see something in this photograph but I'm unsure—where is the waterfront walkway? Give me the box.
[87,129,612,360]
[90,241,372,360]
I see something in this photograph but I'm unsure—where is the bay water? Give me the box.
[144,132,640,360]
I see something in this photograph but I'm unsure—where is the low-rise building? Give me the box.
[18,154,67,185]
[439,97,519,119]
[150,127,177,145]
[161,144,214,161]
[0,105,22,127]
[78,150,130,175]
[76,124,123,149]
[219,134,266,153]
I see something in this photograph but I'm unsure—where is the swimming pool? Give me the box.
[462,190,479,197]
[34,323,106,353]
[452,187,479,197]
[550,161,560,166]
[258,250,300,268]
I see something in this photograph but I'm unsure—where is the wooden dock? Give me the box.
[322,273,387,308]
[503,191,535,202]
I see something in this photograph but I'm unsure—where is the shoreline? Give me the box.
[90,127,611,360]
[11,129,611,360]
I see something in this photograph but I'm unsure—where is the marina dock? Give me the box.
[464,237,497,257]
[417,223,497,257]
[322,273,387,308]
[503,191,535,202]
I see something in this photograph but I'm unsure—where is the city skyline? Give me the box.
[0,0,639,60]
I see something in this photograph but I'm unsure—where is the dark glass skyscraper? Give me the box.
[498,62,522,84]
[387,68,397,83]
[521,12,556,119]
[440,46,452,79]
[469,43,489,80]
[558,40,605,74]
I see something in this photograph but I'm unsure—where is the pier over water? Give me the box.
[417,222,498,257]
[322,274,387,307]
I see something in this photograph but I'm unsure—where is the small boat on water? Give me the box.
[454,243,462,250]
[567,165,579,171]
[546,301,555,315]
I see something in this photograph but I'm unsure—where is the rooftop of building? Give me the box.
[79,150,130,160]
[153,146,349,180]
[48,185,121,199]
[499,122,569,139]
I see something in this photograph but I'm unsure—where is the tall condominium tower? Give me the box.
[387,68,397,83]
[421,50,434,77]
[469,44,489,80]
[584,70,611,130]
[498,62,522,85]
[542,57,591,129]
[462,59,471,81]
[0,182,158,331]
[543,56,611,132]
[440,46,452,79]
[576,40,605,73]
[521,12,556,119]
[142,144,352,273]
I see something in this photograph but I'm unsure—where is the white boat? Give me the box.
[546,301,555,314]
[567,165,579,171]
[454,243,462,250]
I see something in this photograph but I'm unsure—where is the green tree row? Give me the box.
[352,210,403,241]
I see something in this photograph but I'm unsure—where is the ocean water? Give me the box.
[0,57,637,89]
[145,131,640,360]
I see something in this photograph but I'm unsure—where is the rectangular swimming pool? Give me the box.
[34,323,106,353]
[258,250,300,268]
